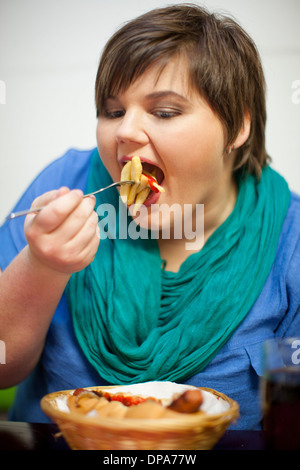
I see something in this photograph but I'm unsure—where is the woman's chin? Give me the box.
[129,203,181,238]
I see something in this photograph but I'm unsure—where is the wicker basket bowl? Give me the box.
[41,385,239,450]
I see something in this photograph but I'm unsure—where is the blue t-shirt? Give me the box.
[1,148,299,430]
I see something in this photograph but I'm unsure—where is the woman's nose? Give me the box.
[115,110,148,145]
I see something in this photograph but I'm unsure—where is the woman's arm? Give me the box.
[0,187,100,388]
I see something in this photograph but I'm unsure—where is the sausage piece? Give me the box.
[167,389,203,414]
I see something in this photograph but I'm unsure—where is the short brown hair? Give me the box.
[95,3,270,177]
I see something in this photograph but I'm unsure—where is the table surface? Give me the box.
[0,420,266,451]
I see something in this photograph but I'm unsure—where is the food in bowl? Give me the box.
[53,381,231,418]
[66,386,204,419]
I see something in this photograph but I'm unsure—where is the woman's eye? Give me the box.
[103,109,125,119]
[153,109,181,119]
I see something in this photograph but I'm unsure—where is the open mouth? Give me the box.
[120,156,165,214]
[139,161,165,188]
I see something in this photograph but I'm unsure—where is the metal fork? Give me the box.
[6,180,134,220]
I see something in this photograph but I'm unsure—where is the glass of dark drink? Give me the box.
[261,337,300,450]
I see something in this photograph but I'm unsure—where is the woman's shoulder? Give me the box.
[7,147,95,219]
[28,147,95,190]
[279,191,300,255]
[285,191,300,267]
[273,190,300,281]
[288,191,300,219]
[272,190,300,333]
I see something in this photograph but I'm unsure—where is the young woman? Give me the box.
[0,4,299,430]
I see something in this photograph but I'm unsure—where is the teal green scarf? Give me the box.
[66,149,290,384]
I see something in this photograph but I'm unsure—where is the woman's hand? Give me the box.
[24,187,100,274]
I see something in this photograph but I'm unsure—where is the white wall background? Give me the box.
[0,0,299,224]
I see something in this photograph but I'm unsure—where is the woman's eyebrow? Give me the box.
[104,95,120,103]
[145,90,191,103]
[103,91,192,106]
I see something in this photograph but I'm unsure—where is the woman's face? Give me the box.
[96,55,236,233]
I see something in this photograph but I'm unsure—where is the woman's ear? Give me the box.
[234,108,251,149]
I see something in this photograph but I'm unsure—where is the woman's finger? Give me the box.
[30,187,70,210]
[24,187,71,231]
[31,189,84,233]
[34,208,100,273]
[49,196,97,244]
[58,210,100,271]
